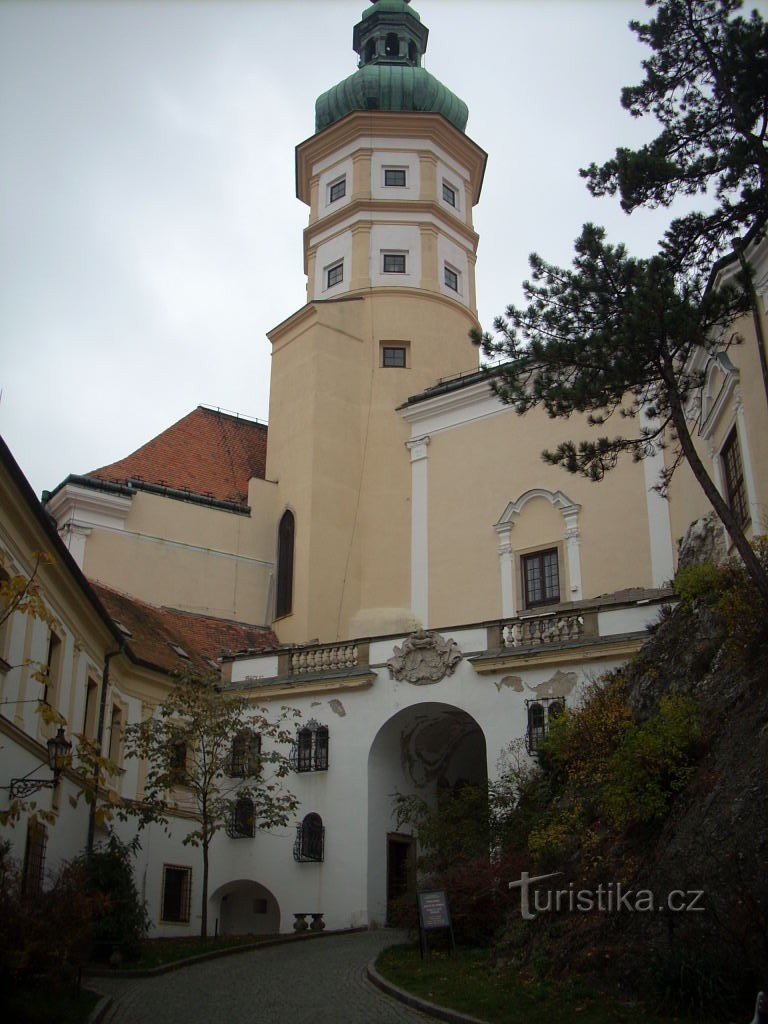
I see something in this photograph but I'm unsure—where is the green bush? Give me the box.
[673,562,723,611]
[603,696,702,830]
[73,833,149,961]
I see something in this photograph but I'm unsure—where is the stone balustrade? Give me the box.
[289,643,359,675]
[502,612,586,648]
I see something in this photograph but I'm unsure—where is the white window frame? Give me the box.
[383,167,408,188]
[444,263,460,293]
[328,176,346,204]
[442,180,457,208]
[326,260,344,290]
[382,251,407,274]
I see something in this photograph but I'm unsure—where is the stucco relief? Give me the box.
[387,629,462,684]
[529,669,578,698]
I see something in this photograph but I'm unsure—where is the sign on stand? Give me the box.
[417,889,456,960]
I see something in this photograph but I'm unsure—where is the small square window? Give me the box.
[384,168,407,187]
[326,262,343,289]
[382,346,407,368]
[444,265,459,292]
[329,177,346,203]
[383,253,406,274]
[442,182,456,207]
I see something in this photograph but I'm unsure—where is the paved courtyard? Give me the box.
[91,929,434,1024]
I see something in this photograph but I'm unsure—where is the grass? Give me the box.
[375,944,728,1024]
[6,983,99,1024]
[110,932,280,970]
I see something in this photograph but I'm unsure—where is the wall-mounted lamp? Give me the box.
[6,726,72,800]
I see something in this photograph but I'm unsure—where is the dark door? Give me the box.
[386,833,415,924]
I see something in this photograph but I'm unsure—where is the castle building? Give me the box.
[1,0,766,937]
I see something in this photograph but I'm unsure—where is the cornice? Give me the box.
[304,198,479,251]
[45,481,133,532]
[296,111,487,206]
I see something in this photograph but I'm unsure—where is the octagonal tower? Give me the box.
[266,0,487,643]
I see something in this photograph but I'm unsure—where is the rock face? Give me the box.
[677,512,728,569]
[621,601,768,1002]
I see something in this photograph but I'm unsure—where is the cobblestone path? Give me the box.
[91,930,434,1023]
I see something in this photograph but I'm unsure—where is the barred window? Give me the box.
[721,428,749,528]
[291,721,329,772]
[161,865,192,922]
[522,548,560,608]
[227,796,255,839]
[294,813,324,862]
[526,698,565,755]
[22,819,47,896]
[229,730,261,778]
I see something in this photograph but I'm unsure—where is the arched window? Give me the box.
[364,38,376,63]
[385,33,399,57]
[275,510,295,618]
[408,40,417,64]
[526,697,566,754]
[294,812,324,862]
[228,796,255,839]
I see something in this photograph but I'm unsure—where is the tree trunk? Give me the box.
[664,361,768,604]
[201,836,209,938]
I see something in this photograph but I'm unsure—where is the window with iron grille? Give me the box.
[525,698,565,755]
[290,721,329,772]
[384,168,406,187]
[382,346,406,368]
[227,796,255,838]
[721,428,749,528]
[522,548,560,608]
[328,176,346,203]
[294,813,325,862]
[161,865,192,922]
[22,819,47,896]
[442,182,456,207]
[326,261,343,289]
[444,265,458,292]
[170,739,188,784]
[382,253,406,274]
[229,730,261,778]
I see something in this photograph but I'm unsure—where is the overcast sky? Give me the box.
[2,0,765,498]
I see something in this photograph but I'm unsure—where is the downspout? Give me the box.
[87,645,122,854]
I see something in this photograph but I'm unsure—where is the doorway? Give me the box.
[386,833,416,923]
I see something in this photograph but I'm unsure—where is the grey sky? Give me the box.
[2,0,764,498]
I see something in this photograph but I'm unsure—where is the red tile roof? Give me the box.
[88,407,267,505]
[92,582,279,675]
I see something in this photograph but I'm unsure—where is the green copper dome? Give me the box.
[315,0,468,134]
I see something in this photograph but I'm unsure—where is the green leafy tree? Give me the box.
[472,224,768,604]
[582,0,768,395]
[0,553,124,831]
[123,675,298,937]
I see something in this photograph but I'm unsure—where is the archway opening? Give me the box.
[211,879,280,936]
[367,702,487,925]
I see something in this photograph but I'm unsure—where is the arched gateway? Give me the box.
[211,879,280,936]
[367,702,487,925]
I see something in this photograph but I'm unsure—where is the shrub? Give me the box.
[717,535,768,663]
[603,696,702,830]
[73,833,149,961]
[673,561,723,611]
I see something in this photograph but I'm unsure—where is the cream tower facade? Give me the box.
[266,0,487,644]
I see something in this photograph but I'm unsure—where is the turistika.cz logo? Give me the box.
[508,871,705,920]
